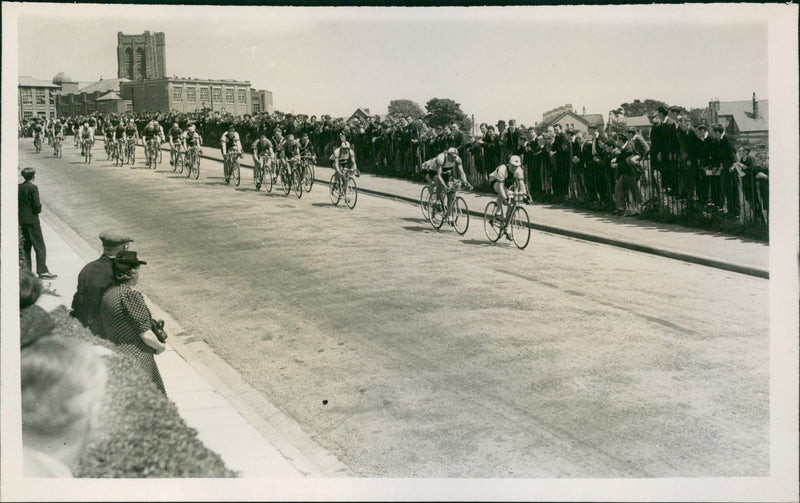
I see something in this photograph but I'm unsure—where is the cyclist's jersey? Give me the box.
[88,118,97,128]
[252,139,273,157]
[33,124,44,135]
[332,147,355,168]
[281,140,300,159]
[298,139,314,156]
[115,124,127,139]
[434,153,462,177]
[489,163,524,186]
[143,125,160,140]
[184,131,202,147]
[81,127,95,140]
[168,126,183,142]
[105,123,115,138]
[52,123,63,136]
[272,135,285,151]
[125,124,138,138]
[221,131,240,149]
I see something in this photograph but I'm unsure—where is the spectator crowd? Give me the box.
[22,101,768,229]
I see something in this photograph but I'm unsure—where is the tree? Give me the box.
[618,99,667,118]
[424,98,470,131]
[687,107,708,126]
[387,99,424,120]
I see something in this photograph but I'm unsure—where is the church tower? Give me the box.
[117,31,166,80]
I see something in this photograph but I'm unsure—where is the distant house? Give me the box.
[57,77,132,117]
[708,93,768,147]
[607,113,652,136]
[348,107,372,122]
[539,105,605,135]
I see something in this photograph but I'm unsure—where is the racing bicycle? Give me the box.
[483,189,531,250]
[427,179,471,234]
[329,166,358,209]
[185,144,201,180]
[223,148,241,186]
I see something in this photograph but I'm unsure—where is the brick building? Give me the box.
[120,77,253,115]
[18,76,60,122]
[117,31,166,81]
[251,89,274,114]
[708,93,768,149]
[57,78,132,117]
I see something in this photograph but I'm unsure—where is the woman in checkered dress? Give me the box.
[101,251,166,394]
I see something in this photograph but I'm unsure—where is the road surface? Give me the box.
[19,139,769,478]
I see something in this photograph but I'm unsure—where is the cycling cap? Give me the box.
[447,147,458,155]
[189,125,196,131]
[509,155,522,167]
[341,141,351,149]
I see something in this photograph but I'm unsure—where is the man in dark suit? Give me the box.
[714,124,740,217]
[18,168,56,280]
[71,230,133,339]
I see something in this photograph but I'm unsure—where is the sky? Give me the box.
[15,5,768,128]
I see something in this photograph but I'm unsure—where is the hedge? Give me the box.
[46,307,238,478]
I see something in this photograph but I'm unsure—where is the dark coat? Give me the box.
[71,255,115,338]
[18,181,42,225]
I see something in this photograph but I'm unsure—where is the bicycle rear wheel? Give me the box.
[193,154,200,180]
[329,174,341,205]
[254,160,262,190]
[428,193,445,229]
[280,164,291,196]
[510,206,531,250]
[453,196,470,235]
[345,176,357,209]
[264,163,274,192]
[483,201,503,242]
[233,159,241,186]
[293,167,303,198]
[420,186,431,220]
[302,164,314,192]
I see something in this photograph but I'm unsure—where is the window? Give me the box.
[252,101,260,113]
[225,88,234,104]
[36,89,46,105]
[126,102,133,112]
[23,111,33,119]
[237,89,246,105]
[212,87,222,103]
[49,91,55,105]
[199,87,209,103]
[37,111,46,118]
[50,111,55,119]
[21,88,32,104]
[173,86,183,102]
[186,87,196,102]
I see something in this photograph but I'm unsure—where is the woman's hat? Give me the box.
[114,251,147,266]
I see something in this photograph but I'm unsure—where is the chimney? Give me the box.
[582,106,586,115]
[752,92,758,117]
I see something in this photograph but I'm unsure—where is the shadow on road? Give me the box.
[402,226,435,233]
[311,202,335,208]
[400,217,427,224]
[460,239,498,248]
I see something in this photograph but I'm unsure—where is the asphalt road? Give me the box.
[20,139,769,478]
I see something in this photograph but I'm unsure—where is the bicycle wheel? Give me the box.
[254,160,262,190]
[345,176,357,209]
[158,145,163,165]
[185,152,193,178]
[419,185,431,220]
[453,196,470,235]
[280,164,291,196]
[302,164,314,192]
[483,201,503,242]
[428,193,445,229]
[264,163,274,193]
[293,167,303,198]
[329,174,341,205]
[171,150,178,172]
[130,145,136,164]
[233,159,241,186]
[152,146,158,169]
[510,206,531,250]
[176,153,184,175]
[224,158,231,184]
[193,154,200,180]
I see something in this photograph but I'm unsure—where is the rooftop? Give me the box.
[19,75,60,88]
[718,99,768,132]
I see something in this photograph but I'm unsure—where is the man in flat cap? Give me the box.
[70,230,133,339]
[19,167,56,280]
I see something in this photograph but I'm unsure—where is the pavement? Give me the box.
[37,208,349,478]
[185,145,769,279]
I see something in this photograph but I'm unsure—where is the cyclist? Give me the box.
[167,122,184,165]
[51,119,65,155]
[32,120,45,150]
[331,141,359,185]
[488,154,531,223]
[142,120,162,167]
[220,125,243,159]
[103,119,116,157]
[433,147,471,214]
[251,134,274,180]
[183,125,203,155]
[272,128,286,153]
[114,120,127,160]
[80,121,95,158]
[298,133,316,161]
